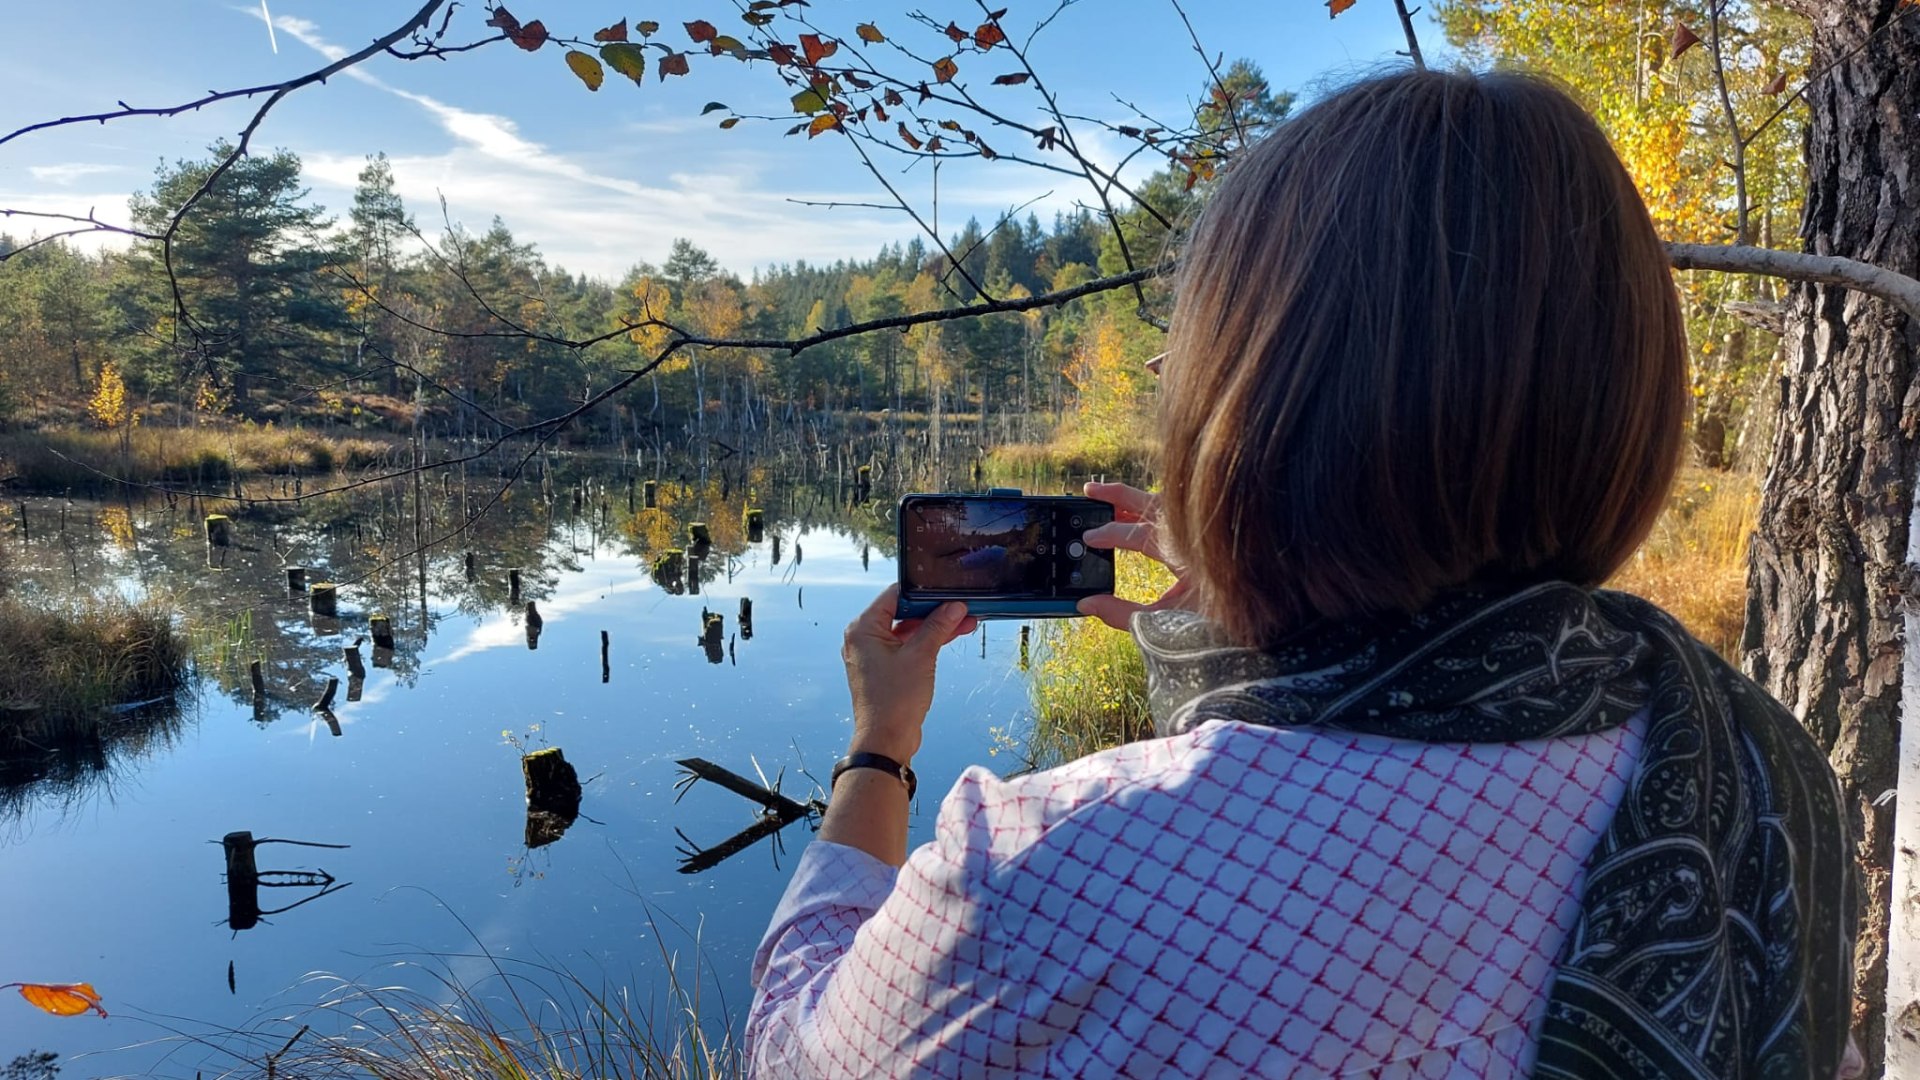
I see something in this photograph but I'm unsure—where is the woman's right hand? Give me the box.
[1077,480,1196,632]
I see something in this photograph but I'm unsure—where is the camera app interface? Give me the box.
[903,498,1110,596]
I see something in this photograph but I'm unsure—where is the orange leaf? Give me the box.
[883,87,904,106]
[856,23,885,43]
[800,33,837,65]
[926,135,945,152]
[658,52,691,79]
[507,20,548,51]
[593,19,627,42]
[807,113,842,138]
[992,72,1030,85]
[686,20,718,44]
[897,122,922,150]
[873,101,888,122]
[938,119,963,132]
[933,56,958,83]
[943,22,967,43]
[1327,0,1357,15]
[973,22,1006,49]
[636,20,659,36]
[6,982,108,1019]
[1670,19,1701,59]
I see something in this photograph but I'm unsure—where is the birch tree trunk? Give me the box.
[1746,3,1920,1074]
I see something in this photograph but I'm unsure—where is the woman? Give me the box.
[746,69,1858,1079]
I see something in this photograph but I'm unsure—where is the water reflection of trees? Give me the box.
[0,699,186,825]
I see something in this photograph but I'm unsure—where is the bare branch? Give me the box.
[1668,243,1920,323]
[1392,0,1428,70]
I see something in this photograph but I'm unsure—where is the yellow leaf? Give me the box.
[565,50,605,91]
[6,982,108,1018]
[807,113,842,138]
[856,23,885,43]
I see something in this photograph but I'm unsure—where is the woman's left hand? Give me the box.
[841,584,978,764]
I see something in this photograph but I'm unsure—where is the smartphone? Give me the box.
[895,491,1115,620]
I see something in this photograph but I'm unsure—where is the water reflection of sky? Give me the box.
[0,505,1037,1075]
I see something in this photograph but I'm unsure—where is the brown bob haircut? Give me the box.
[1159,69,1688,648]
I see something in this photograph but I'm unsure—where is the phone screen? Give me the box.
[900,496,1113,598]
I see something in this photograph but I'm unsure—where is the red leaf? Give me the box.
[658,52,691,79]
[988,7,1008,18]
[1764,71,1789,95]
[768,42,797,65]
[883,87,903,106]
[856,23,885,43]
[509,19,548,51]
[944,22,967,43]
[845,71,874,90]
[974,22,1006,48]
[594,19,627,42]
[1670,19,1701,59]
[992,72,1030,85]
[800,33,837,65]
[977,140,997,159]
[873,101,888,122]
[932,56,958,83]
[926,135,945,152]
[686,20,718,44]
[485,7,521,33]
[897,122,922,150]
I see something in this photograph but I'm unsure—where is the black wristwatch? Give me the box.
[831,751,917,800]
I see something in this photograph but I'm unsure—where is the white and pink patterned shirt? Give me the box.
[748,715,1643,1078]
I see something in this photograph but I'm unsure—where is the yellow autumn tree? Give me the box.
[88,361,133,430]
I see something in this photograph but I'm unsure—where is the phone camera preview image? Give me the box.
[900,497,1114,605]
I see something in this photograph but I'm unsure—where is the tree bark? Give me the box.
[1747,3,1920,1075]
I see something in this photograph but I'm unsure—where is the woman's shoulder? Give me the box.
[936,718,1643,871]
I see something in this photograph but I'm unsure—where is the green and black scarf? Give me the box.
[1132,582,1857,1079]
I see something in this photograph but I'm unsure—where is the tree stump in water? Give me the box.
[644,479,658,509]
[369,614,395,651]
[688,554,703,595]
[310,583,339,617]
[224,831,261,931]
[205,514,232,548]
[739,597,754,640]
[464,551,477,582]
[744,507,765,542]
[509,569,523,604]
[522,747,581,849]
[286,567,307,594]
[525,602,543,650]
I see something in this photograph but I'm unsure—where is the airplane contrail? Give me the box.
[261,0,279,53]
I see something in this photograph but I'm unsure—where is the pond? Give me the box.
[0,450,1066,1076]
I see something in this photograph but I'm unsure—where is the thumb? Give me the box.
[905,601,969,652]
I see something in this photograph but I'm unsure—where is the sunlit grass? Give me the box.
[1018,551,1172,769]
[984,422,1157,480]
[0,424,395,494]
[0,595,185,729]
[1606,466,1759,660]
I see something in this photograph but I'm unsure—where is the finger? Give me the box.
[902,601,970,654]
[1082,521,1164,561]
[1083,481,1158,523]
[1077,593,1147,632]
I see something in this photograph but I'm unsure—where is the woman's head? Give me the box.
[1157,68,1688,648]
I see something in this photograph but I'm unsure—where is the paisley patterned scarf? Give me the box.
[1132,582,1857,1079]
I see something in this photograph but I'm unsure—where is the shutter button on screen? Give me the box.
[1068,541,1086,559]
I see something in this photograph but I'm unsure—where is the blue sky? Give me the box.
[1,1,1434,281]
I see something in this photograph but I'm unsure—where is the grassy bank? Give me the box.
[1023,470,1762,763]
[0,595,186,729]
[983,423,1157,480]
[0,425,395,494]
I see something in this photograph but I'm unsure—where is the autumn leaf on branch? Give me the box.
[485,7,548,51]
[636,20,659,36]
[856,23,885,43]
[933,56,959,83]
[993,72,1031,85]
[1670,19,1701,59]
[593,19,626,42]
[800,33,838,66]
[897,122,922,150]
[974,22,1006,49]
[658,52,691,79]
[943,22,968,43]
[685,20,718,44]
[5,982,108,1019]
[807,113,842,138]
[601,42,646,84]
[1327,0,1357,16]
[565,50,604,90]
[768,42,797,65]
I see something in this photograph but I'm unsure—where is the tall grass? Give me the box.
[0,425,394,494]
[984,426,1156,479]
[1022,470,1761,764]
[1606,467,1759,660]
[0,596,185,728]
[195,913,743,1080]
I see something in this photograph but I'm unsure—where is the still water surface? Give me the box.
[0,477,1040,1074]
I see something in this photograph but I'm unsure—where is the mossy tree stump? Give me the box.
[310,583,339,617]
[522,747,581,848]
[369,614,395,651]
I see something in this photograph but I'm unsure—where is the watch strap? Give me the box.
[831,751,917,800]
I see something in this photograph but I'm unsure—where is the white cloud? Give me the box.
[27,162,124,185]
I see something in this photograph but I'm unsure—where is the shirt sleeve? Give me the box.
[746,768,1020,1079]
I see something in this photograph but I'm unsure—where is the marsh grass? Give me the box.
[0,425,395,494]
[193,911,743,1080]
[1022,470,1761,763]
[1606,467,1759,660]
[984,428,1157,479]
